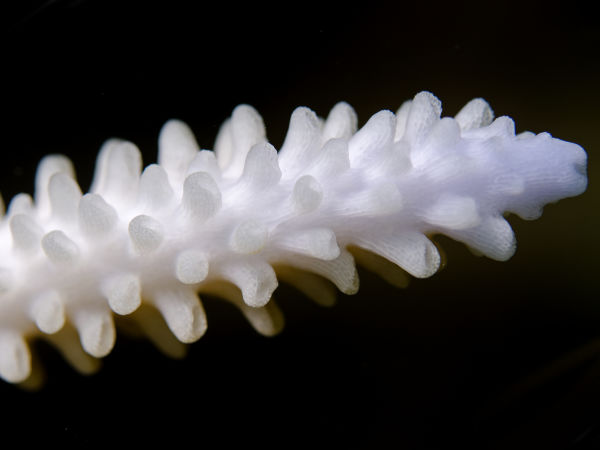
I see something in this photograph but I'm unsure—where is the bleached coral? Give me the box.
[0,91,587,384]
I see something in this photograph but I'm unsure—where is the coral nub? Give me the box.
[128,215,164,255]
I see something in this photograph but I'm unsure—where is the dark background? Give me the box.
[1,0,599,448]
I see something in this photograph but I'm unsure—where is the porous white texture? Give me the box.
[0,91,588,384]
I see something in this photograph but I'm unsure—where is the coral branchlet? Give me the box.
[0,92,587,384]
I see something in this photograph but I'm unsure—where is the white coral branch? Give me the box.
[0,91,587,384]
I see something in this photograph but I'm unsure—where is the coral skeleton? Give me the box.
[0,91,587,385]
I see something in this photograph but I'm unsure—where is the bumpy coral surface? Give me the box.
[0,91,587,384]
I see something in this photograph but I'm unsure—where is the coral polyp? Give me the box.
[0,91,587,384]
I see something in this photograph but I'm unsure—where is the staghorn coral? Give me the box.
[0,91,587,385]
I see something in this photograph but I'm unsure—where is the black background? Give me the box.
[1,1,599,448]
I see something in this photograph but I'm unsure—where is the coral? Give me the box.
[0,91,587,384]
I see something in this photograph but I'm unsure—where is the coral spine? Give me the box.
[0,92,587,384]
